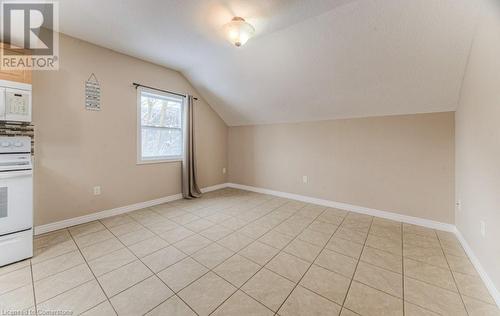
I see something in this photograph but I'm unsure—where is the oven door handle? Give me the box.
[0,170,32,179]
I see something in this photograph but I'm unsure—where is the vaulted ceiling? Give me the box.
[57,0,480,125]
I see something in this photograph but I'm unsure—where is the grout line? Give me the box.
[29,260,38,316]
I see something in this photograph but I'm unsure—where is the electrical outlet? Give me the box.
[480,220,486,237]
[93,186,101,195]
[222,168,226,174]
[455,200,461,212]
[302,176,308,184]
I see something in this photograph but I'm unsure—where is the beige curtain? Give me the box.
[182,95,202,199]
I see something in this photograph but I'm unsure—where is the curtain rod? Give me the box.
[132,82,198,100]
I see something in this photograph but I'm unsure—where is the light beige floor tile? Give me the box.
[73,229,115,248]
[69,221,106,238]
[322,207,348,218]
[98,260,153,297]
[403,244,448,268]
[32,239,78,264]
[87,248,136,276]
[453,271,495,304]
[239,223,271,240]
[446,253,478,275]
[178,272,237,316]
[127,236,169,258]
[404,277,467,315]
[259,230,294,249]
[158,226,195,244]
[213,290,273,316]
[239,241,279,266]
[354,262,402,298]
[34,230,72,249]
[366,234,402,256]
[345,281,403,316]
[171,213,201,225]
[0,266,33,295]
[174,234,212,255]
[340,308,360,315]
[220,217,249,230]
[275,222,304,237]
[404,258,456,291]
[266,252,310,282]
[81,238,124,261]
[183,218,215,233]
[0,259,30,277]
[403,224,436,239]
[299,264,350,305]
[204,213,232,224]
[333,227,367,244]
[342,220,371,233]
[100,214,133,228]
[284,239,322,262]
[315,248,357,278]
[108,221,143,236]
[404,233,441,249]
[308,221,338,235]
[34,264,94,303]
[144,219,179,234]
[0,284,34,312]
[116,227,155,246]
[38,280,106,316]
[370,224,402,241]
[441,240,467,257]
[297,229,331,247]
[360,246,402,273]
[81,300,116,315]
[326,237,363,259]
[242,268,295,312]
[199,224,233,241]
[404,302,440,315]
[146,295,196,316]
[316,213,344,226]
[32,250,85,281]
[213,254,260,287]
[462,295,500,316]
[110,276,173,316]
[278,285,341,316]
[85,301,117,316]
[218,232,254,252]
[142,245,187,272]
[157,257,208,292]
[191,243,234,269]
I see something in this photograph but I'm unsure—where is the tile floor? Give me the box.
[1,188,498,316]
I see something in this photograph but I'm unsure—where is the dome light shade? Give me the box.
[224,17,255,47]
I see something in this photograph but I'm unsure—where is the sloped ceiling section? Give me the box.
[56,0,479,126]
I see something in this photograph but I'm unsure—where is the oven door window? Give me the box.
[0,187,7,218]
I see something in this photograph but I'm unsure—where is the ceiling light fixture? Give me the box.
[224,17,255,47]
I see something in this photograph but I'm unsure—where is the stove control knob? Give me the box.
[1,141,10,147]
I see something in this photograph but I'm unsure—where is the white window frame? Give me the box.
[137,86,184,164]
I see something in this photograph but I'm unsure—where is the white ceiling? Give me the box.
[56,0,480,126]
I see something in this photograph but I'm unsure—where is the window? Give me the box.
[137,87,184,163]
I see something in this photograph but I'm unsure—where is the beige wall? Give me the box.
[455,0,500,291]
[33,34,227,226]
[228,112,455,223]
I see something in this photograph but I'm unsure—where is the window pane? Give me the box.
[142,127,182,158]
[141,92,182,128]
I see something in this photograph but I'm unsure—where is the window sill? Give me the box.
[137,158,183,165]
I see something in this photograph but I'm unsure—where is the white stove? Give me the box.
[0,136,33,266]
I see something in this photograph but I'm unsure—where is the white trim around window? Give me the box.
[136,86,184,164]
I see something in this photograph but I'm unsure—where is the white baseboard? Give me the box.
[454,229,500,307]
[34,183,229,235]
[226,183,455,232]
